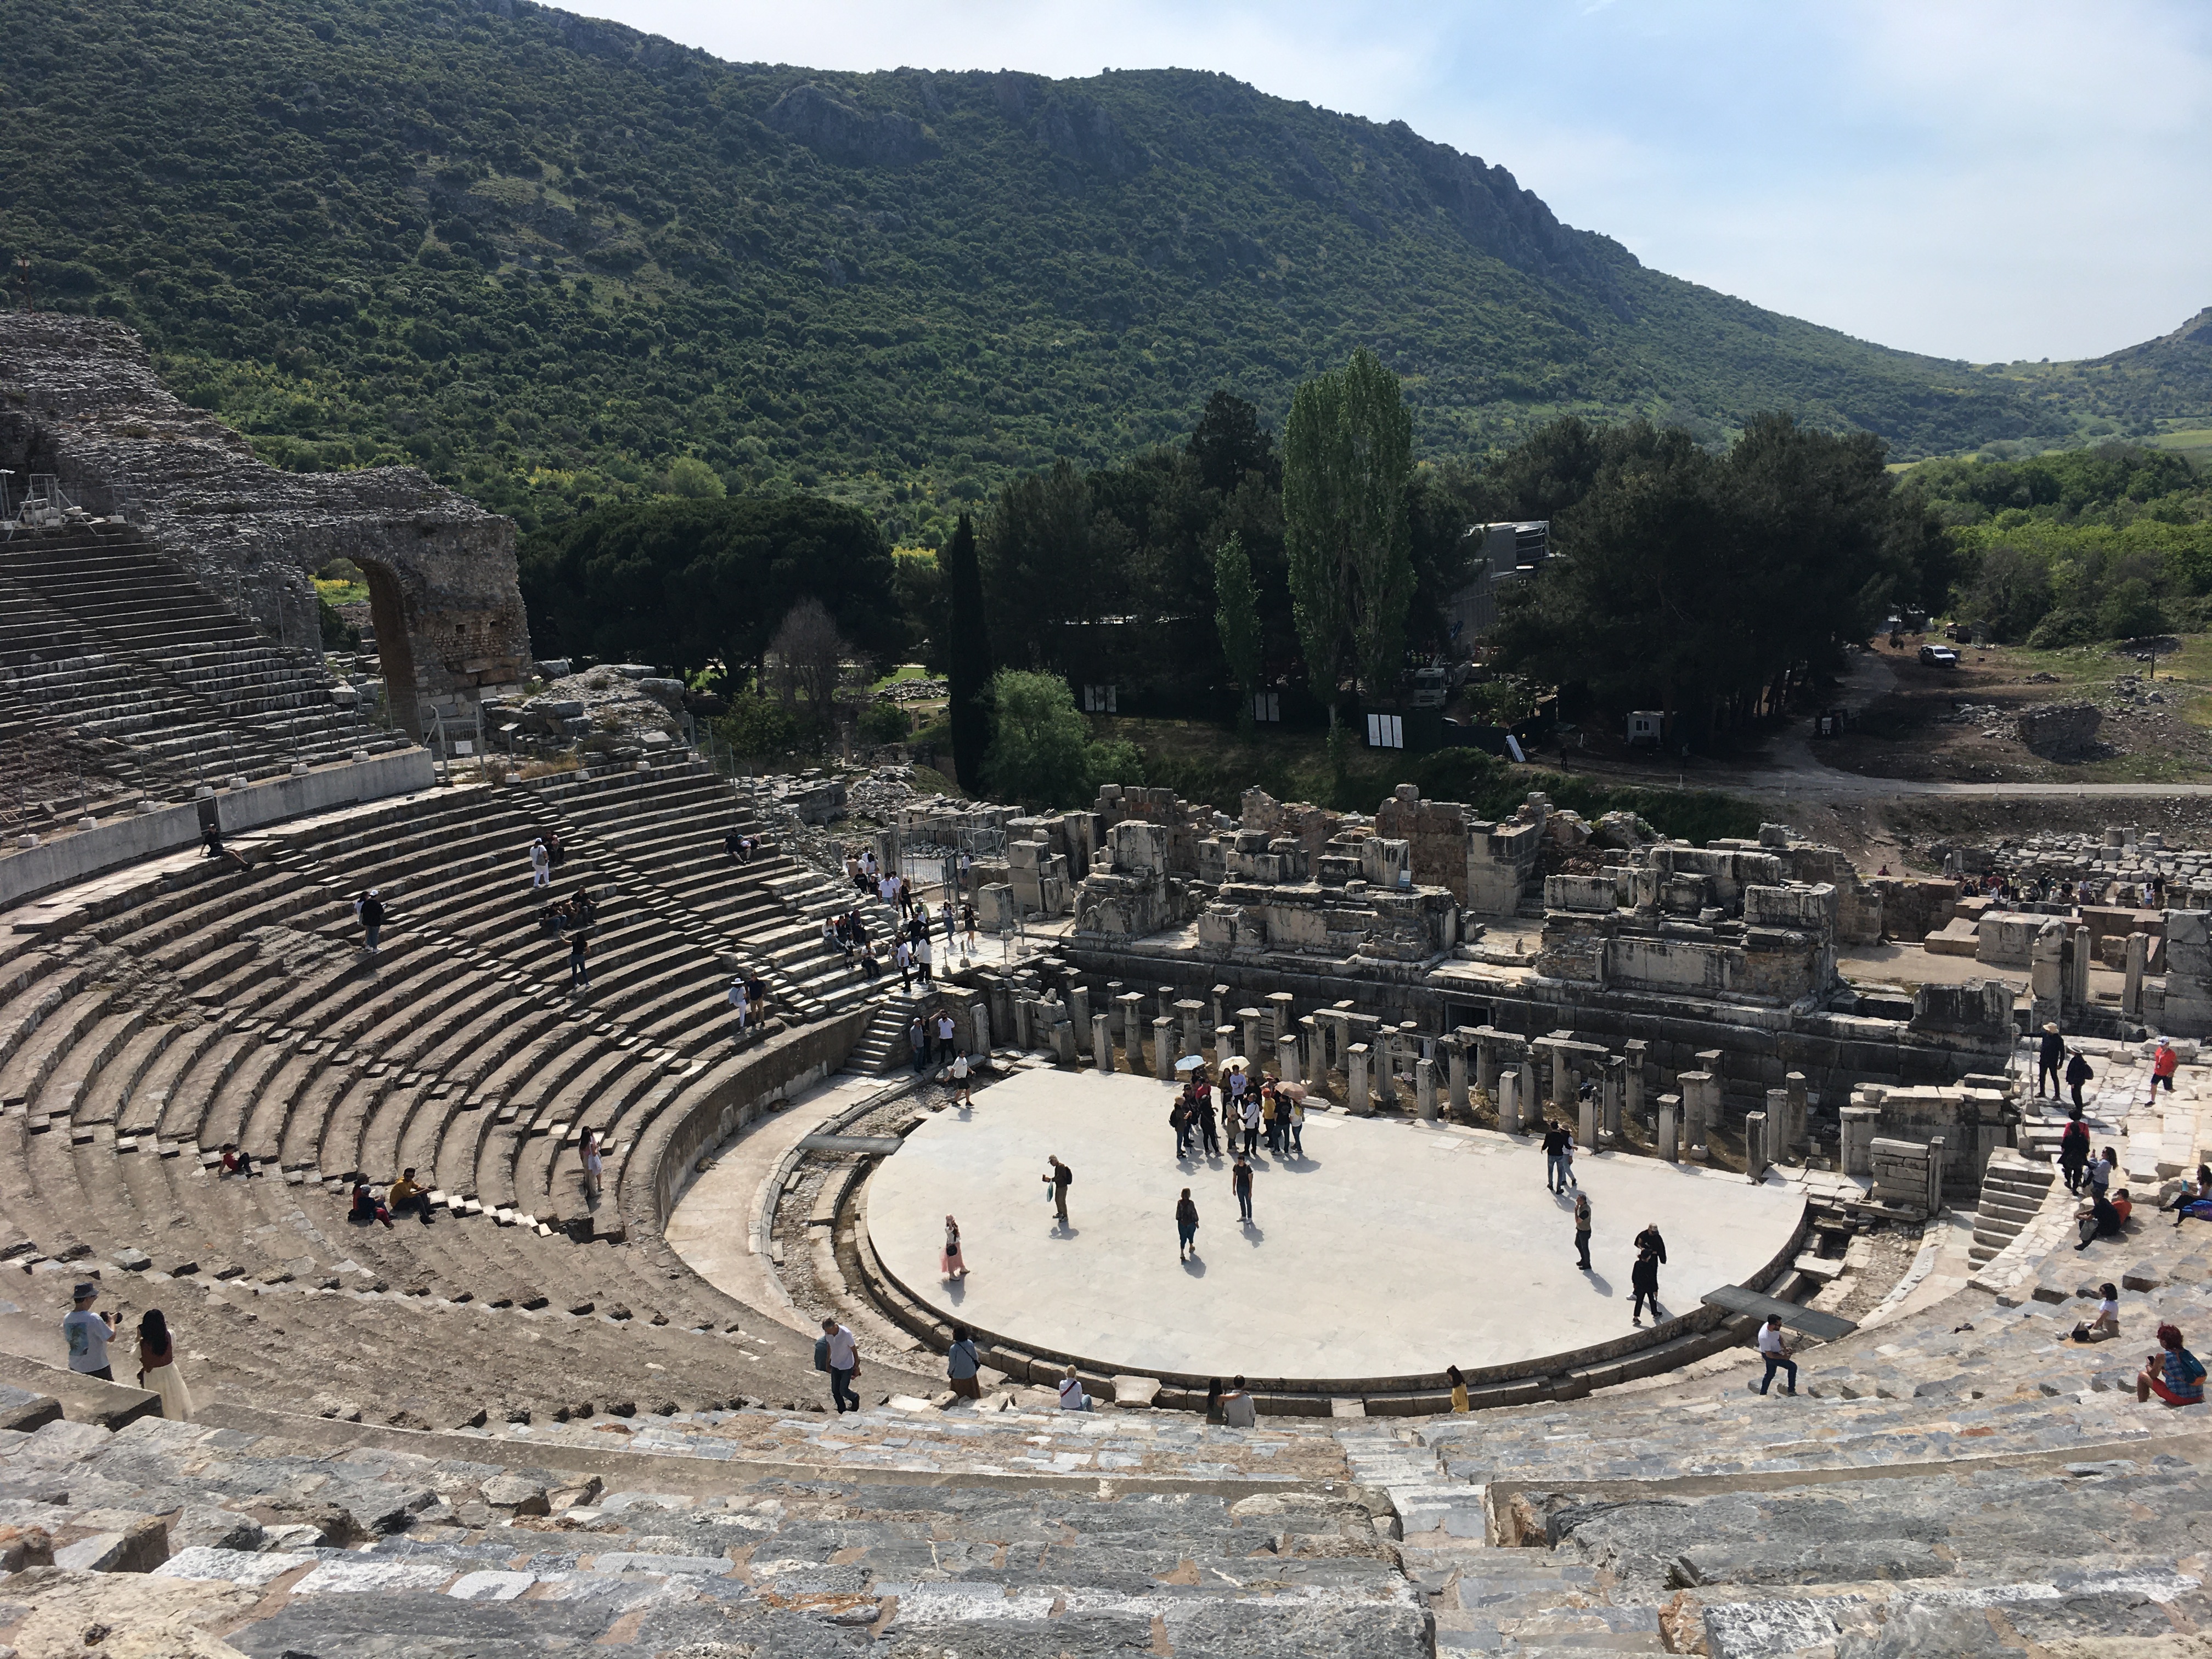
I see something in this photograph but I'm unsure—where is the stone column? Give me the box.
[1239,1008,1265,1068]
[1517,1059,1539,1133]
[2124,931,2148,1017]
[1840,1104,1879,1178]
[1052,1019,1077,1065]
[1104,979,1125,1033]
[1212,1025,1237,1073]
[1152,1018,1176,1082]
[1601,1058,1624,1144]
[1415,1058,1437,1121]
[1657,1094,1679,1162]
[1092,1013,1112,1073]
[1118,994,1148,1068]
[1210,983,1232,1034]
[2070,925,2092,1011]
[2030,921,2065,1031]
[1744,1110,1769,1181]
[1177,1000,1206,1057]
[1549,1040,1572,1110]
[1347,1044,1373,1115]
[1473,1028,1502,1100]
[973,1005,992,1058]
[1497,1068,1519,1135]
[1301,1014,1327,1077]
[1624,1039,1648,1126]
[1578,1086,1598,1155]
[1679,1071,1713,1160]
[1265,991,1295,1047]
[1277,1033,1301,1085]
[1446,1039,1469,1121]
[1765,1088,1790,1164]
[1784,1072,1809,1160]
[1070,984,1092,1036]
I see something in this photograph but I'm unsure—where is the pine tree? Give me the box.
[942,513,994,794]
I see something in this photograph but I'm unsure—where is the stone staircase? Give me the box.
[1970,1148,2057,1268]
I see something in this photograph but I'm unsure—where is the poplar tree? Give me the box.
[1283,347,1413,728]
[1212,533,1263,734]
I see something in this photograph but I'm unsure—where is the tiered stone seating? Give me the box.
[0,1407,1421,1656]
[0,526,408,798]
[528,759,909,1029]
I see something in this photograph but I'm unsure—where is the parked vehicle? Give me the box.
[1918,644,1960,667]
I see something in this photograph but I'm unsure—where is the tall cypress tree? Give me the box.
[942,512,994,794]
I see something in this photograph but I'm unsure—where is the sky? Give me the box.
[564,0,2211,365]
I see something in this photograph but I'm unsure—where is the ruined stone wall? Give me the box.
[1237,788,1341,864]
[1373,784,1475,902]
[1093,785,1211,876]
[0,315,527,742]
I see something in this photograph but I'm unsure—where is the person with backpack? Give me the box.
[1176,1187,1200,1260]
[354,889,385,956]
[2059,1111,2092,1194]
[816,1318,860,1413]
[1169,1094,1192,1160]
[2066,1048,2095,1111]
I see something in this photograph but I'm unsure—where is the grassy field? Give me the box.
[1091,715,1760,843]
[2149,427,2212,469]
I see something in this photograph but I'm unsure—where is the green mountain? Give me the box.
[0,0,2191,539]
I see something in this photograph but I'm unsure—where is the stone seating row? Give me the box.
[0,932,832,1404]
[0,535,407,796]
[525,759,909,1026]
[0,1407,1423,1658]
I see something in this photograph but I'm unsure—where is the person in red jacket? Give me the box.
[2149,1037,2180,1104]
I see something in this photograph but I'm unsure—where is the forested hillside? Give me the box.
[0,0,2188,534]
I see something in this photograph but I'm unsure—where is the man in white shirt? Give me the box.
[63,1283,115,1381]
[727,975,749,1034]
[1752,1315,1797,1396]
[935,1012,956,1068]
[820,1318,860,1413]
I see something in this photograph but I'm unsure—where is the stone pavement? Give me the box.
[866,1066,1805,1383]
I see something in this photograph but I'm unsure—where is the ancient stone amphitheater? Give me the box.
[2,315,2210,1657]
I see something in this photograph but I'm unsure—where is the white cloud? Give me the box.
[568,0,2212,361]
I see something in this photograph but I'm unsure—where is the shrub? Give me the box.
[858,701,910,744]
[718,691,799,757]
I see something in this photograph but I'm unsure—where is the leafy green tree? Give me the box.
[1284,347,1413,724]
[518,495,901,684]
[981,459,1095,669]
[941,513,994,794]
[1488,414,1928,746]
[718,692,799,758]
[1962,544,2055,641]
[2098,578,2166,639]
[663,456,726,499]
[1188,391,1280,494]
[1213,533,1262,733]
[859,701,911,744]
[983,669,1096,808]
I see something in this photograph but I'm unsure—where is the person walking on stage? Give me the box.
[1543,1120,1572,1193]
[1232,1154,1254,1223]
[1573,1190,1593,1271]
[1196,1083,1221,1156]
[1043,1155,1072,1224]
[940,1214,967,1279]
[1176,1187,1199,1259]
[1630,1245,1661,1325]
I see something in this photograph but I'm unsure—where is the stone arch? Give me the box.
[357,557,423,743]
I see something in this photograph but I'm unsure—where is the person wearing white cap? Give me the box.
[63,1283,116,1381]
[353,889,384,955]
[727,974,751,1037]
